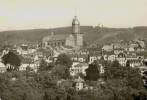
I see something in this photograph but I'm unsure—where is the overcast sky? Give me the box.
[0,0,147,31]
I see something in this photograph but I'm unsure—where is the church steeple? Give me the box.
[72,16,80,25]
[72,16,80,34]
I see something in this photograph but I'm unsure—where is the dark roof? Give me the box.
[68,54,88,59]
[21,58,33,64]
[75,63,88,67]
[42,34,69,42]
[103,51,114,55]
[89,51,102,56]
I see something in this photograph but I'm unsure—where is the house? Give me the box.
[17,44,29,55]
[71,54,87,63]
[102,51,114,61]
[0,62,6,73]
[139,65,147,76]
[88,51,101,64]
[74,77,85,91]
[99,64,104,74]
[128,47,135,52]
[107,54,116,62]
[136,39,145,48]
[113,42,122,49]
[70,62,88,76]
[128,59,142,68]
[17,44,37,55]
[113,48,124,55]
[1,49,9,57]
[126,56,139,61]
[128,42,139,52]
[19,63,38,72]
[135,45,145,52]
[89,56,98,64]
[102,44,113,52]
[116,57,126,66]
[19,58,38,72]
[116,53,127,66]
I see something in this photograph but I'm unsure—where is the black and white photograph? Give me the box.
[0,0,147,100]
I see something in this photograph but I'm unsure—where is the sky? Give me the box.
[0,0,147,31]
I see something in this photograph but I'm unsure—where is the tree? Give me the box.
[0,72,42,100]
[43,91,52,100]
[52,64,70,79]
[102,60,145,99]
[85,61,100,81]
[66,88,81,100]
[26,66,33,72]
[53,53,72,79]
[104,60,125,79]
[38,59,48,71]
[2,51,21,71]
[38,59,55,72]
[56,53,72,68]
[47,62,55,71]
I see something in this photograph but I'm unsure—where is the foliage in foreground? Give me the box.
[0,57,147,100]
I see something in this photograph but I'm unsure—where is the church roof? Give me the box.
[42,34,69,42]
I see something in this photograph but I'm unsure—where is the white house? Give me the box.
[102,44,113,52]
[19,63,38,72]
[107,54,116,62]
[0,62,6,73]
[89,55,101,64]
[128,59,142,68]
[99,64,104,74]
[74,77,84,91]
[70,62,88,76]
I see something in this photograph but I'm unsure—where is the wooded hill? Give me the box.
[0,26,147,47]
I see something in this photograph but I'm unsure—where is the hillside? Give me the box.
[0,26,147,47]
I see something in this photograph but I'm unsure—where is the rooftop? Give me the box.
[42,34,69,42]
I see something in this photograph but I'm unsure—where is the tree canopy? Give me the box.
[38,59,55,72]
[104,60,124,79]
[52,64,70,79]
[56,53,72,68]
[52,53,72,79]
[2,51,21,71]
[0,52,146,100]
[103,60,143,89]
[85,61,100,81]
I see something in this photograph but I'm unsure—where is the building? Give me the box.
[70,62,88,76]
[42,16,83,49]
[17,44,36,55]
[0,62,6,73]
[102,44,114,52]
[74,77,85,91]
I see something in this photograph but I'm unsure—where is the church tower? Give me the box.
[72,16,80,34]
[72,16,83,49]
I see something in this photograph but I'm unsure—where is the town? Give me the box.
[0,16,147,100]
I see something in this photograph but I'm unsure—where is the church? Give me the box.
[42,16,83,49]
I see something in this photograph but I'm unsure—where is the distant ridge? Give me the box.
[0,26,147,47]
